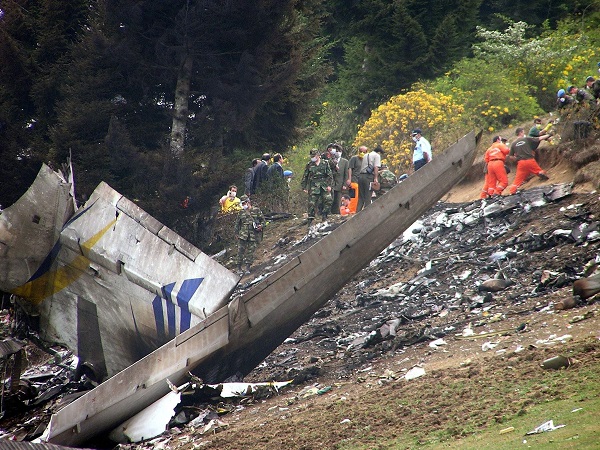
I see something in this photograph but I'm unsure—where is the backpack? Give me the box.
[379,169,397,189]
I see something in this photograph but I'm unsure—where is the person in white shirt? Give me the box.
[411,128,432,172]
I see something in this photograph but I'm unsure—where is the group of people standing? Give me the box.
[230,128,434,275]
[301,129,432,225]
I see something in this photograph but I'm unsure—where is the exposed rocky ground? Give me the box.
[1,133,600,449]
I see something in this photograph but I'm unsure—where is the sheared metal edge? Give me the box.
[0,338,24,358]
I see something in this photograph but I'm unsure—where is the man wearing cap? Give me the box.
[508,127,551,195]
[568,85,595,107]
[357,145,381,212]
[411,129,432,172]
[376,163,397,199]
[556,88,574,110]
[301,148,334,226]
[584,76,600,101]
[234,195,265,275]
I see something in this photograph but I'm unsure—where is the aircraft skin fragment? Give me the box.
[0,164,74,290]
[44,132,478,446]
[2,176,239,378]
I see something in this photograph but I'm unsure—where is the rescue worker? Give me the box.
[328,144,349,215]
[234,195,265,275]
[357,145,380,212]
[508,128,551,195]
[219,185,242,213]
[556,88,575,110]
[340,194,354,216]
[480,136,510,198]
[528,118,552,138]
[568,85,596,108]
[301,148,334,226]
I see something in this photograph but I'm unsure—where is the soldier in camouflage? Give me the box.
[301,148,334,226]
[376,164,398,199]
[234,195,265,275]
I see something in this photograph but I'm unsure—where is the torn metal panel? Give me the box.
[109,388,181,443]
[0,338,24,357]
[0,164,75,290]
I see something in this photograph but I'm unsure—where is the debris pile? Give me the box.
[248,183,600,381]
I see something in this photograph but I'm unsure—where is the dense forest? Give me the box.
[1,0,598,248]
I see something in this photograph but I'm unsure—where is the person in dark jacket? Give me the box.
[244,159,259,195]
[252,153,271,194]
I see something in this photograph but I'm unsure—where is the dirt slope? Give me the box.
[156,139,600,450]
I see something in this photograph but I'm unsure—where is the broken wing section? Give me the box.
[12,181,239,379]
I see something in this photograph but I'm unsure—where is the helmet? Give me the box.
[240,195,249,203]
[557,89,565,98]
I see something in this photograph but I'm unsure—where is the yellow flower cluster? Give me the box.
[353,89,463,172]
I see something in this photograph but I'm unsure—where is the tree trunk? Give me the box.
[170,54,193,158]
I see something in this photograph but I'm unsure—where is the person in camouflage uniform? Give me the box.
[375,164,397,199]
[234,195,265,275]
[301,148,334,226]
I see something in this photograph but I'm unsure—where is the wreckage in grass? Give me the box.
[0,131,478,446]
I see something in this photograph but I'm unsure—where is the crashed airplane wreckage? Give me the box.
[0,131,478,446]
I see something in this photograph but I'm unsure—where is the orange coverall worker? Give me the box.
[508,136,547,195]
[480,141,510,198]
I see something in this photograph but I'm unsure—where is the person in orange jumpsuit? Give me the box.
[508,127,551,195]
[339,194,354,216]
[480,136,510,198]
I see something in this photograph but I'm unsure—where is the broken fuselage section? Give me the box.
[0,164,238,381]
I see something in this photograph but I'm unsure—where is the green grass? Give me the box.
[337,351,600,450]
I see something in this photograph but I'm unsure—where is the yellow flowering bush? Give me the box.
[353,89,463,172]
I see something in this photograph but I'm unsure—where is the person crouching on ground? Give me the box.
[480,136,510,198]
[234,195,265,275]
[340,194,353,216]
[508,127,551,195]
